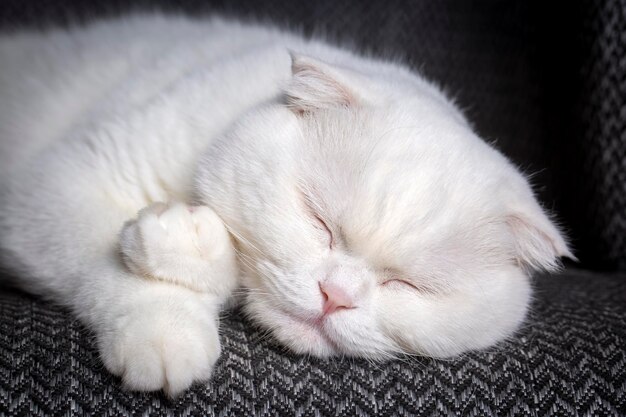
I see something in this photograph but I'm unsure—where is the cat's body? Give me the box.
[0,15,572,396]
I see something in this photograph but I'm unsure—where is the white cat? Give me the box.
[0,15,573,396]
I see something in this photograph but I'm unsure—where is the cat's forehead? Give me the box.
[297,106,499,206]
[298,103,479,169]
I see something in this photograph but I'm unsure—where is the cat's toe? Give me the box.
[154,203,198,245]
[156,203,232,262]
[160,333,219,397]
[120,345,167,392]
[190,205,233,260]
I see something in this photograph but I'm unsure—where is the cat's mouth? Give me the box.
[276,307,342,356]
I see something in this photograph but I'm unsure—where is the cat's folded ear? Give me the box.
[506,197,576,272]
[285,52,362,113]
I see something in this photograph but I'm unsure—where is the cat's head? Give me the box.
[195,52,573,358]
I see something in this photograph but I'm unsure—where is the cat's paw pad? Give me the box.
[99,288,221,397]
[119,202,237,295]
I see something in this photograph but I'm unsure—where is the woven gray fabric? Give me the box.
[574,0,626,269]
[1,269,625,416]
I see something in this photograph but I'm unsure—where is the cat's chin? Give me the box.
[275,310,343,357]
[245,299,344,357]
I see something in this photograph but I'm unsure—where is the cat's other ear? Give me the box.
[506,197,576,272]
[285,52,359,113]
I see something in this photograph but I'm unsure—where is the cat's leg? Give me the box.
[118,202,238,298]
[95,202,239,396]
[11,218,230,397]
[15,199,237,396]
[95,276,224,397]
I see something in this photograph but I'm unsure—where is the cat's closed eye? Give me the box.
[382,278,441,296]
[381,268,433,293]
[300,190,334,248]
[312,213,333,248]
[382,277,423,291]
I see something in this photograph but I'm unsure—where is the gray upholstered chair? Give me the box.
[1,1,624,415]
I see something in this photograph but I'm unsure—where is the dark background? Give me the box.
[1,0,624,271]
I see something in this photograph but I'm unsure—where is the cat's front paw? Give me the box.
[98,286,221,397]
[119,202,237,296]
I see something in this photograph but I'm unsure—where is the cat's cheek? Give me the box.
[376,269,532,358]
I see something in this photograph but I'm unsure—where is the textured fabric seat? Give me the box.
[1,270,625,416]
[1,0,625,415]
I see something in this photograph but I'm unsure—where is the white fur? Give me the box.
[0,15,573,395]
[119,202,237,295]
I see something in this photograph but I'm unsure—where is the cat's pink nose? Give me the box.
[319,282,354,315]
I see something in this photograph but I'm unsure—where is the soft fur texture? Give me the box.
[0,15,573,396]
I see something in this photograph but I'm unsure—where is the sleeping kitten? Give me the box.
[0,15,573,396]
